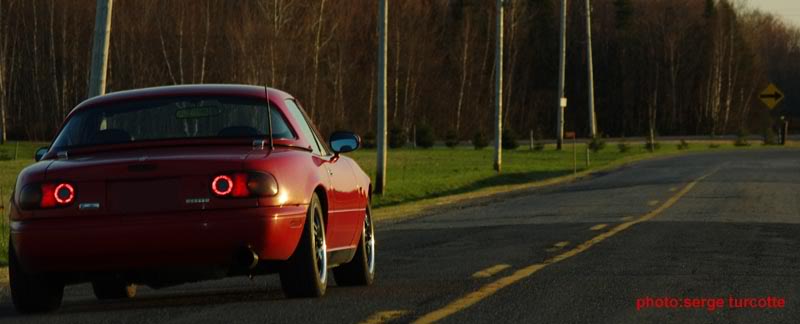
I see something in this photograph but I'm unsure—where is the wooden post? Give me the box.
[493,0,504,173]
[585,144,590,168]
[556,0,568,150]
[88,0,113,98]
[573,136,577,174]
[784,121,789,145]
[375,0,388,194]
[586,0,597,138]
[566,132,576,174]
[529,129,534,151]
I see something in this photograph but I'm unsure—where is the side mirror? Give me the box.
[329,131,361,154]
[34,147,49,162]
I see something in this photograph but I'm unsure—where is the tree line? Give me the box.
[0,0,798,144]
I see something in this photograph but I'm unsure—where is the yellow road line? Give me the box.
[359,310,409,324]
[472,264,512,279]
[620,216,634,221]
[589,224,608,231]
[553,241,569,247]
[647,200,660,206]
[669,187,678,192]
[545,241,570,252]
[412,170,716,324]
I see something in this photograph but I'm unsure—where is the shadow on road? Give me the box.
[0,285,286,319]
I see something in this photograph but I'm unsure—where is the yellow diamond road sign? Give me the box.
[759,83,784,110]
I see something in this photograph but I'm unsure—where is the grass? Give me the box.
[0,140,785,266]
[349,142,753,209]
[0,141,49,266]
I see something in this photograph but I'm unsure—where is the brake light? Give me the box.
[40,183,57,208]
[211,172,278,198]
[232,173,249,198]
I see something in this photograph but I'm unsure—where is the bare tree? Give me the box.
[455,15,471,135]
[1,0,799,142]
[309,0,327,120]
[0,0,10,143]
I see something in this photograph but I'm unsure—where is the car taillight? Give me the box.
[211,172,278,198]
[231,173,249,197]
[19,182,76,210]
[211,175,234,196]
[54,183,75,204]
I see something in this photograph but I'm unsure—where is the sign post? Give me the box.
[780,116,789,145]
[759,83,787,145]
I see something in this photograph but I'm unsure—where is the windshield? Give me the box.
[51,96,295,150]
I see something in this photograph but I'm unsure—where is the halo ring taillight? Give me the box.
[210,172,278,198]
[54,183,75,204]
[18,182,76,210]
[211,175,234,196]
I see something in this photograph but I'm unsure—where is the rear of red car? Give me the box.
[8,85,374,314]
[11,147,307,273]
[8,85,314,312]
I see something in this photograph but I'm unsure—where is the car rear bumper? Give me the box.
[10,206,307,273]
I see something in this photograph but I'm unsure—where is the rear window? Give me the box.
[52,96,295,149]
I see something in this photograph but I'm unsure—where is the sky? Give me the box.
[750,0,800,28]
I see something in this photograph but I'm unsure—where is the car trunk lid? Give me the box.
[43,146,265,216]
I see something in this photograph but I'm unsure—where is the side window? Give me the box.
[308,124,330,156]
[269,107,295,140]
[284,100,323,155]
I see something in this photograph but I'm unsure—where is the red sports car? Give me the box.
[8,85,375,313]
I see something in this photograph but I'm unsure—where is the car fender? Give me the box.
[244,149,328,208]
[10,161,52,221]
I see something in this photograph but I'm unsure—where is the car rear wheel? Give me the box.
[92,278,137,300]
[9,241,64,314]
[333,204,375,286]
[279,193,327,298]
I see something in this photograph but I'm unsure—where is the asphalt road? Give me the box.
[2,149,799,323]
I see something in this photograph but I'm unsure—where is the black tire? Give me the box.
[279,193,328,298]
[333,204,375,286]
[92,278,137,300]
[9,241,64,314]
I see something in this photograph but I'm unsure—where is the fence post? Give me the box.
[586,145,590,168]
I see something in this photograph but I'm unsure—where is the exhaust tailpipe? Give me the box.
[234,246,259,271]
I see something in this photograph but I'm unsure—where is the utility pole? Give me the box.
[0,106,5,144]
[493,0,504,173]
[375,0,388,194]
[88,0,113,98]
[556,0,568,150]
[586,0,597,138]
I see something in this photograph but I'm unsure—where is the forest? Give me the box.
[0,0,799,143]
